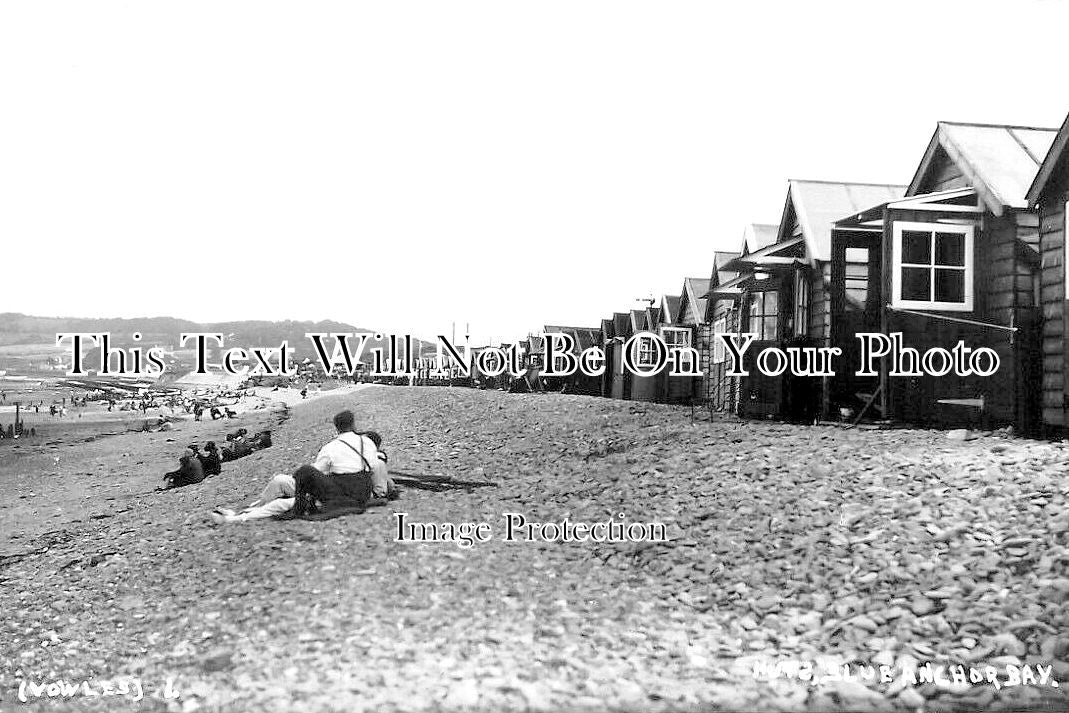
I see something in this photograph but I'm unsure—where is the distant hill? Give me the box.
[0,313,434,373]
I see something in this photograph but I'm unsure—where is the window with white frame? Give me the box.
[660,327,691,347]
[891,221,973,311]
[747,291,778,341]
[793,269,810,337]
[712,317,727,363]
[661,327,693,372]
[635,333,659,367]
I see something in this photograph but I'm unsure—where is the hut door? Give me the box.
[831,234,883,414]
[739,290,782,418]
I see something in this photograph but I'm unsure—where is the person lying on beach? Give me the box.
[163,448,205,489]
[210,410,395,523]
[192,442,222,476]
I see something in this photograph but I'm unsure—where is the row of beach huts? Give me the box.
[469,112,1069,436]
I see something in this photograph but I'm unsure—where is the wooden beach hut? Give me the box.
[1026,111,1069,434]
[834,121,1056,431]
[541,324,603,395]
[606,312,633,400]
[700,243,748,412]
[661,279,709,404]
[627,309,661,403]
[727,181,905,421]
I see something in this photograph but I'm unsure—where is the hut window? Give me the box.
[747,291,779,340]
[891,222,973,311]
[661,327,691,347]
[844,247,869,309]
[793,269,810,337]
[661,328,693,371]
[635,334,659,367]
[712,317,728,363]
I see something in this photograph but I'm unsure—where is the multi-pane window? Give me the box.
[634,334,659,367]
[660,327,691,347]
[661,327,693,371]
[712,317,727,363]
[844,247,869,310]
[793,269,810,337]
[747,291,778,340]
[892,222,973,311]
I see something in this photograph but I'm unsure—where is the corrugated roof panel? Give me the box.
[941,123,1056,209]
[1012,127,1056,165]
[743,224,779,253]
[790,180,906,261]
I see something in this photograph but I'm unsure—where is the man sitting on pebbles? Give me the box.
[211,409,395,524]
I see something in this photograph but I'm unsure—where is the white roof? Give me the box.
[786,180,906,262]
[910,122,1058,213]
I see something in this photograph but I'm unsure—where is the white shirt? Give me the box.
[313,431,379,475]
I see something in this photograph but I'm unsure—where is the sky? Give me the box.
[3,0,1069,346]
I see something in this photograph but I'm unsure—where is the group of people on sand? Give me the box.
[162,428,272,489]
[210,409,397,524]
[162,442,221,488]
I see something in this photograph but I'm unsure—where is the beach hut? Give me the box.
[700,244,747,412]
[606,312,633,400]
[1026,111,1069,433]
[834,121,1056,431]
[627,309,661,402]
[727,181,905,421]
[515,334,546,392]
[541,325,603,395]
[661,280,708,404]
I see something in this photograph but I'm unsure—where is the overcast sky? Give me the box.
[3,0,1069,345]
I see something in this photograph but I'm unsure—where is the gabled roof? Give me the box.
[612,312,631,337]
[677,277,710,325]
[600,317,615,340]
[742,224,779,255]
[660,294,681,324]
[644,306,663,330]
[909,121,1057,215]
[702,251,743,313]
[630,309,648,333]
[713,250,741,283]
[782,179,906,262]
[1027,112,1069,206]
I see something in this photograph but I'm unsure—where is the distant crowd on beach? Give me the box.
[0,384,266,444]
